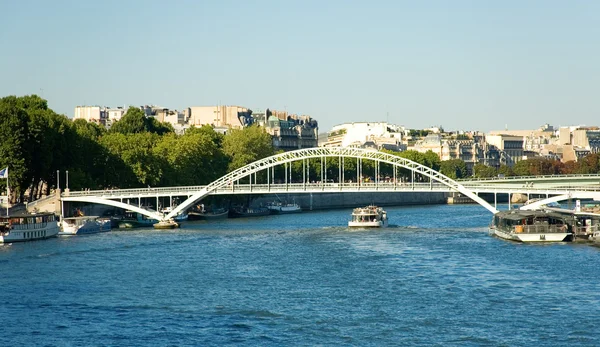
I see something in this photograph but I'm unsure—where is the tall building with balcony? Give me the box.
[259,109,319,150]
[412,134,500,172]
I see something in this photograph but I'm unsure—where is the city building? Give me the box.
[107,107,125,122]
[74,106,108,125]
[258,109,319,150]
[485,134,524,166]
[185,105,251,129]
[322,122,405,151]
[412,134,501,172]
[558,126,600,153]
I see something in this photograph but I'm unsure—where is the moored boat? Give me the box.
[59,216,111,235]
[119,210,158,228]
[348,205,388,228]
[0,212,59,243]
[490,209,572,242]
[267,201,302,214]
[228,206,270,218]
[160,206,188,222]
[188,207,229,220]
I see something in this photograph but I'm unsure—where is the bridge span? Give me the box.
[50,148,600,222]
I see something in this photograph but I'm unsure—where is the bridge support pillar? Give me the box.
[494,192,497,210]
[55,188,62,217]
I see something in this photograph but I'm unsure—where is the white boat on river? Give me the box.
[0,212,59,243]
[267,201,302,214]
[348,205,388,228]
[59,216,111,235]
[490,209,572,242]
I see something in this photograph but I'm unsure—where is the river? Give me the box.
[1,204,599,346]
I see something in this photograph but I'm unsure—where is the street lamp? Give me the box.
[66,170,69,190]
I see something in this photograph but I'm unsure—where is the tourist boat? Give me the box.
[267,201,302,214]
[118,210,158,228]
[490,209,572,242]
[348,205,388,228]
[188,207,229,220]
[228,206,270,218]
[0,212,59,243]
[59,216,111,235]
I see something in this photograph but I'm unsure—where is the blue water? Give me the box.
[1,204,600,346]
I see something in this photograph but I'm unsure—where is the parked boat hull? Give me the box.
[491,228,570,242]
[229,208,270,218]
[59,217,111,235]
[188,210,229,220]
[348,219,388,228]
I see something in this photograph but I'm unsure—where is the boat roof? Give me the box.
[496,209,567,221]
[63,216,99,220]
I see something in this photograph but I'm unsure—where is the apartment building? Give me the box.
[74,106,108,125]
[322,122,405,151]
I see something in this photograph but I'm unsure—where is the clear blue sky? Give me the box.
[1,0,598,132]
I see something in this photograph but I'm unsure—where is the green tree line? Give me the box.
[0,95,273,203]
[3,95,598,203]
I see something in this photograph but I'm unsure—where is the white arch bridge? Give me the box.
[57,148,599,222]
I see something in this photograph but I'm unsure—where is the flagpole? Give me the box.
[5,169,8,216]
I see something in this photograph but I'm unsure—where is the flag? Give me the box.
[0,167,6,179]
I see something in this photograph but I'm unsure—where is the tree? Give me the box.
[100,133,162,187]
[109,107,147,134]
[0,96,31,202]
[222,126,274,171]
[512,160,531,176]
[153,130,226,186]
[440,159,467,179]
[472,163,497,178]
[109,107,173,135]
[497,164,514,177]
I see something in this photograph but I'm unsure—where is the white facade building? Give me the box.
[74,106,107,124]
[107,107,125,121]
[323,122,404,149]
[186,106,250,129]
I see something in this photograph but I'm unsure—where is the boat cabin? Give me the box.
[493,210,569,234]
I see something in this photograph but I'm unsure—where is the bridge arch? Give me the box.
[520,192,600,211]
[166,147,499,219]
[61,196,164,221]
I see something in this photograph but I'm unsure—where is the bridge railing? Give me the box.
[64,185,207,197]
[60,182,600,199]
[458,173,600,182]
[210,182,454,194]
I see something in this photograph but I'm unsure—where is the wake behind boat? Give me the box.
[348,205,388,228]
[0,212,59,243]
[59,216,111,235]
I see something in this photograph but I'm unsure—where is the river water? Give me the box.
[1,204,599,346]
